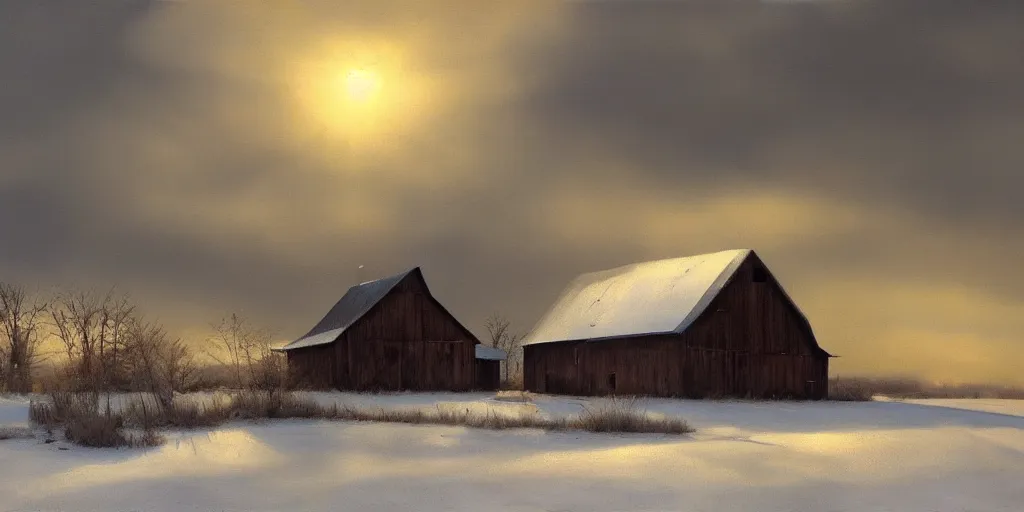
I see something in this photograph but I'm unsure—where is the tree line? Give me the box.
[0,282,281,397]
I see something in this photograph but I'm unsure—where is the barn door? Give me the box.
[402,341,420,391]
[425,340,460,390]
[804,357,824,399]
[741,353,753,398]
[380,341,403,390]
[805,377,819,400]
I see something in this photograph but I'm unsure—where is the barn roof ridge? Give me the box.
[522,249,755,346]
[277,266,420,351]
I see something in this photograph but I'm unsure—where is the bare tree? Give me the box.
[125,317,166,400]
[159,337,198,393]
[42,286,197,398]
[484,313,523,385]
[208,314,278,389]
[49,288,135,392]
[97,293,136,389]
[50,290,103,386]
[0,283,50,393]
[123,317,197,406]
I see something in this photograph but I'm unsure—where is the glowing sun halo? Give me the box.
[342,69,382,104]
[290,39,436,150]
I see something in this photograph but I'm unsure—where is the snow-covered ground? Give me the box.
[0,395,29,427]
[896,398,1024,418]
[1,393,1022,512]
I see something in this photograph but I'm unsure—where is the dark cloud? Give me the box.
[527,0,1024,224]
[1,0,1021,383]
[0,2,164,160]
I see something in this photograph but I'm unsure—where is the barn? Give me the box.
[277,267,497,392]
[522,249,832,399]
[474,345,507,391]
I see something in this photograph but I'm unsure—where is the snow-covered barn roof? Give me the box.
[475,345,507,361]
[278,268,416,351]
[522,249,752,346]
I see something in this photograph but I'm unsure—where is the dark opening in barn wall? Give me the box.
[473,344,507,391]
[475,359,501,391]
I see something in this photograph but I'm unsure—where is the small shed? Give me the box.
[277,267,482,392]
[522,249,832,399]
[474,345,507,391]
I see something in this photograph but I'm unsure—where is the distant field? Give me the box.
[892,398,1024,418]
[1,393,1022,512]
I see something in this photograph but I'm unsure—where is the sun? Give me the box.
[288,37,437,151]
[342,69,382,104]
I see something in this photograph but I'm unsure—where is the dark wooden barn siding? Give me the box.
[475,360,501,391]
[328,274,476,391]
[286,343,335,389]
[524,254,829,399]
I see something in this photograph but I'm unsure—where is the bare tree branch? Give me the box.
[48,288,137,392]
[0,283,50,393]
[485,313,523,386]
[207,313,278,390]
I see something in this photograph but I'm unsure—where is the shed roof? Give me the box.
[523,249,752,345]
[475,345,507,361]
[278,268,415,351]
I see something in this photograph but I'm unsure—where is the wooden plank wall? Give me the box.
[525,338,828,399]
[334,273,476,391]
[524,254,829,399]
[286,343,335,389]
[287,272,478,392]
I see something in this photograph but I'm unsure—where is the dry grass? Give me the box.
[62,412,130,448]
[340,396,694,434]
[574,397,695,434]
[133,428,166,447]
[120,395,231,429]
[230,390,328,420]
[498,375,524,391]
[828,378,876,402]
[29,391,98,427]
[29,392,163,448]
[161,398,232,428]
[60,409,163,448]
[0,425,34,440]
[492,390,535,403]
[368,405,556,431]
[29,390,695,447]
[28,400,55,428]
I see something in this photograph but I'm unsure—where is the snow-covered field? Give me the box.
[1,393,1022,512]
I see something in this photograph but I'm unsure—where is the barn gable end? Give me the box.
[683,251,829,358]
[281,267,483,391]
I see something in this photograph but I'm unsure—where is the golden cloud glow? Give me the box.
[806,280,1024,385]
[533,183,874,255]
[288,36,436,151]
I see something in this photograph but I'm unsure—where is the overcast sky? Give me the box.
[2,0,1022,385]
